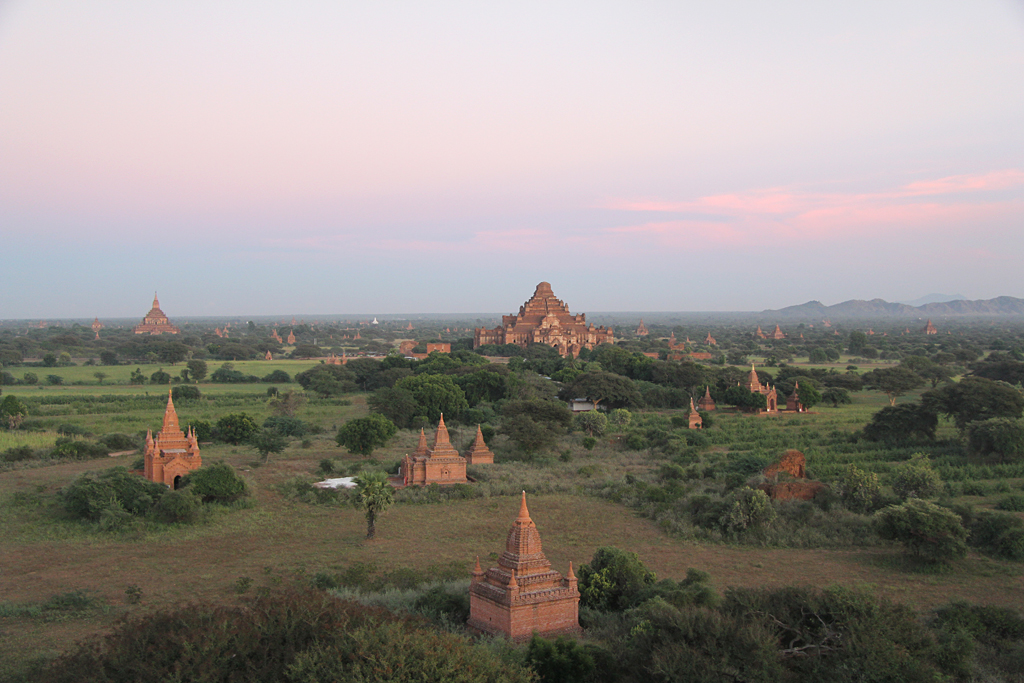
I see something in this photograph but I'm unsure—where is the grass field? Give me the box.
[2,372,1023,677]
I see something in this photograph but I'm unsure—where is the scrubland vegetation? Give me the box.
[2,316,1024,681]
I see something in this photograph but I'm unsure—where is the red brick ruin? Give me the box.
[697,386,716,412]
[474,282,613,358]
[760,450,827,501]
[144,390,202,488]
[468,492,580,641]
[134,293,180,335]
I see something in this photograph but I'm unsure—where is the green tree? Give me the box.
[93,371,108,385]
[891,454,942,500]
[923,377,1024,433]
[862,367,924,406]
[336,413,398,456]
[836,464,880,514]
[967,417,1024,462]
[875,499,968,563]
[215,413,260,444]
[393,373,469,423]
[99,350,118,366]
[183,461,249,502]
[149,369,171,385]
[295,364,359,397]
[267,389,306,417]
[353,470,394,539]
[499,399,573,453]
[526,635,595,683]
[186,359,207,383]
[821,386,851,408]
[129,367,146,384]
[608,408,632,428]
[156,342,189,365]
[796,381,822,409]
[578,546,657,611]
[848,331,868,355]
[721,487,777,534]
[250,428,287,464]
[368,386,420,429]
[808,348,828,363]
[0,395,28,429]
[573,411,608,436]
[42,352,57,367]
[863,403,938,443]
[46,374,64,385]
[559,371,642,410]
[723,385,768,412]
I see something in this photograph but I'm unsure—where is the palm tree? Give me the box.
[353,471,394,539]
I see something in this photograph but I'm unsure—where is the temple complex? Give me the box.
[704,332,716,345]
[468,492,580,641]
[635,319,649,336]
[144,390,202,488]
[744,364,778,413]
[133,294,180,335]
[924,320,938,335]
[426,342,451,354]
[464,425,494,465]
[399,415,468,486]
[474,282,613,358]
[769,324,786,340]
[697,386,716,411]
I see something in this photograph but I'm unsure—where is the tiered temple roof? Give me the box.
[635,319,649,336]
[924,320,938,335]
[134,293,180,335]
[744,364,778,413]
[697,386,716,412]
[464,425,494,465]
[144,390,201,487]
[474,282,613,358]
[468,492,580,641]
[399,415,468,486]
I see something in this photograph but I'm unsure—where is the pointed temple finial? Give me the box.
[517,490,531,521]
[567,561,576,580]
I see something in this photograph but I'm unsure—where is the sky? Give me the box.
[2,1,1023,318]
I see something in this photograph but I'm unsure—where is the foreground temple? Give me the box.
[134,293,180,335]
[474,282,613,358]
[399,415,468,486]
[144,390,201,488]
[468,492,580,641]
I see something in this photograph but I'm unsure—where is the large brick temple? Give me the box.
[468,492,580,641]
[144,390,202,488]
[474,282,612,358]
[134,293,180,335]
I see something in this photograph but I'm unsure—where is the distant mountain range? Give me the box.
[763,296,1024,319]
[896,293,967,306]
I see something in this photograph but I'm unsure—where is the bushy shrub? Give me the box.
[51,438,111,460]
[526,634,595,683]
[186,420,213,442]
[263,416,308,437]
[171,385,201,401]
[875,499,968,563]
[151,489,201,524]
[891,453,942,500]
[214,413,260,444]
[37,590,534,683]
[995,494,1024,512]
[578,547,657,611]
[100,433,138,451]
[183,462,249,502]
[835,464,881,513]
[59,467,167,522]
[262,370,291,383]
[1,445,36,462]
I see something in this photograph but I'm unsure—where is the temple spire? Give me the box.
[433,413,451,448]
[517,490,531,521]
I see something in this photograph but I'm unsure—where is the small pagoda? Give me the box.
[697,386,716,412]
[463,425,494,465]
[399,415,468,486]
[786,381,805,413]
[134,293,180,335]
[468,492,580,641]
[635,319,649,336]
[144,390,201,488]
[745,364,778,413]
[687,397,703,429]
[91,317,103,340]
[924,320,938,335]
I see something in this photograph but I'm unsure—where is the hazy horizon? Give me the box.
[2,2,1022,318]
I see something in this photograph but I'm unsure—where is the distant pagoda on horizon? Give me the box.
[134,293,180,335]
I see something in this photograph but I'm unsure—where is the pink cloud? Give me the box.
[601,169,1024,250]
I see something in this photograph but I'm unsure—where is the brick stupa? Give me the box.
[399,415,468,486]
[464,425,494,465]
[474,282,613,358]
[468,492,580,641]
[697,386,716,412]
[144,390,201,488]
[134,293,180,335]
